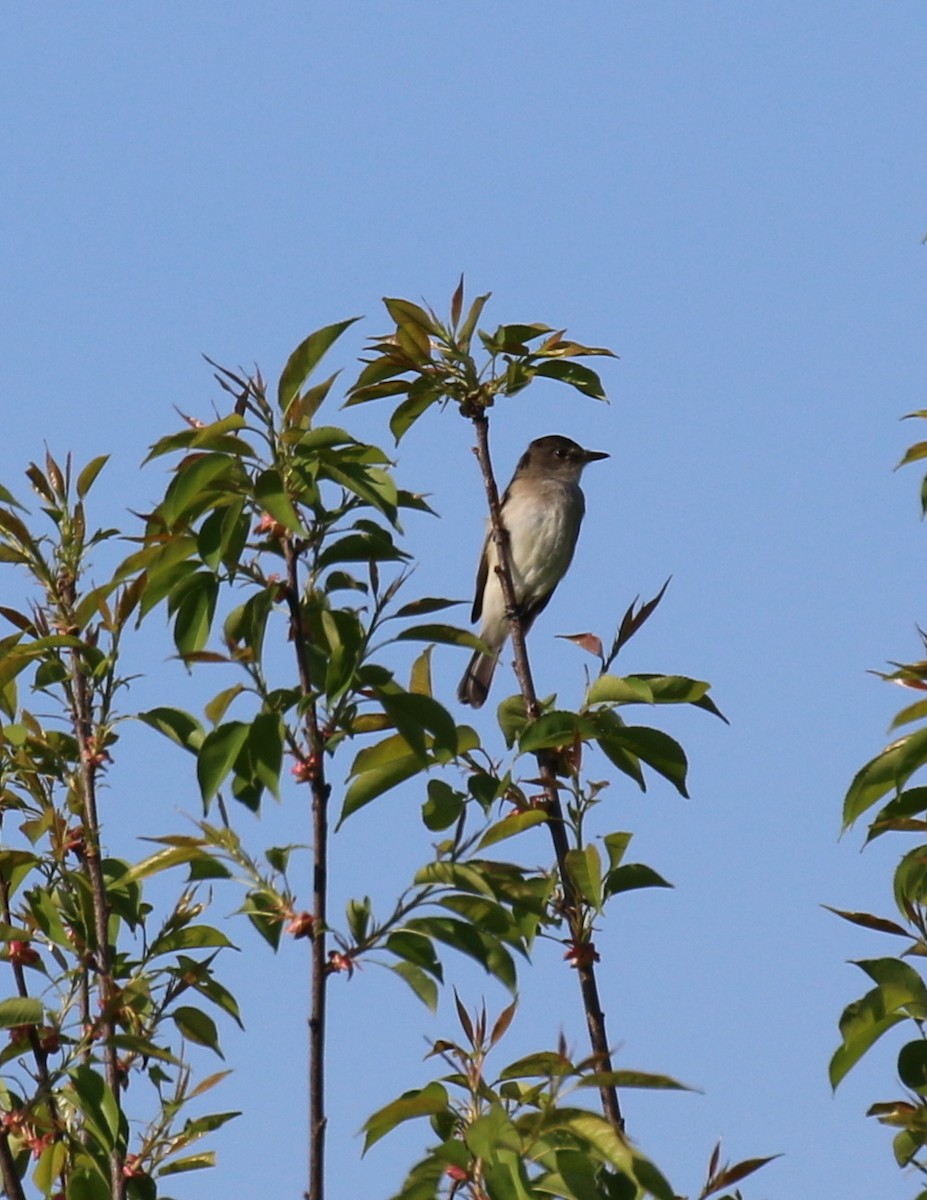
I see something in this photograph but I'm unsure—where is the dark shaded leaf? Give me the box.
[534,359,609,400]
[822,905,909,938]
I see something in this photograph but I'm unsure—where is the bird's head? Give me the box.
[520,434,609,481]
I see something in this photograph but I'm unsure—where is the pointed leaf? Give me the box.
[362,1082,449,1153]
[277,317,361,411]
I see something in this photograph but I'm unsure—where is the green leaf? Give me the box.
[390,387,441,443]
[866,786,927,842]
[316,531,407,570]
[158,1152,219,1176]
[245,711,284,800]
[603,863,673,897]
[844,727,927,829]
[173,573,218,655]
[204,685,245,728]
[458,291,491,351]
[830,989,907,1088]
[533,359,609,400]
[602,831,632,871]
[896,441,927,469]
[599,725,689,796]
[477,809,549,849]
[362,1082,449,1153]
[854,956,927,1012]
[151,925,236,955]
[197,722,250,803]
[898,1041,927,1093]
[586,675,655,705]
[0,996,43,1027]
[68,1065,123,1154]
[344,379,412,408]
[551,1109,635,1174]
[161,453,237,527]
[254,468,304,534]
[389,962,439,1011]
[385,930,444,980]
[422,779,464,831]
[403,917,517,991]
[340,734,431,824]
[384,297,438,336]
[76,455,110,499]
[409,645,433,697]
[498,694,530,749]
[520,710,596,754]
[277,317,361,412]
[172,1005,224,1057]
[395,597,463,620]
[576,1069,692,1091]
[565,844,603,910]
[376,688,459,760]
[499,1050,574,1080]
[289,370,341,426]
[394,623,485,651]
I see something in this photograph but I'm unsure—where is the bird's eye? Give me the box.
[555,447,566,458]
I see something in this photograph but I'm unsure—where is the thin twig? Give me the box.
[470,413,624,1133]
[282,538,330,1200]
[59,572,125,1198]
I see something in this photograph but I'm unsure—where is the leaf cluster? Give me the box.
[832,435,927,1188]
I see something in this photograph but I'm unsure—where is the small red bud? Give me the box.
[254,512,287,539]
[328,950,356,978]
[7,940,40,967]
[563,940,600,969]
[286,912,316,939]
[38,1027,60,1054]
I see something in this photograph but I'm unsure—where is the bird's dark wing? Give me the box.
[520,589,553,632]
[471,538,489,623]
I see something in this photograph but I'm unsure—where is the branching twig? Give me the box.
[470,413,624,1133]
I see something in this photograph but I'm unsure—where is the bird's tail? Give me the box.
[457,650,498,709]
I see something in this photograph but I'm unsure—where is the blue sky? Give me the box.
[3,5,927,1198]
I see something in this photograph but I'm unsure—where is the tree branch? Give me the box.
[282,538,330,1200]
[470,413,624,1133]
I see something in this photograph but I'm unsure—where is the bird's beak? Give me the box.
[581,448,609,463]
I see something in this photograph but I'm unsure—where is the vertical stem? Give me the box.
[471,414,624,1132]
[282,540,329,1200]
[60,574,125,1198]
[0,879,58,1122]
[0,1131,26,1200]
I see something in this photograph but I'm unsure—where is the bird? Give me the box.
[457,434,609,708]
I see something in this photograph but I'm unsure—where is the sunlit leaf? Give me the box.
[277,317,361,412]
[844,727,927,829]
[362,1082,449,1153]
[478,809,549,849]
[76,455,110,499]
[0,996,43,1027]
[138,707,205,753]
[172,1006,223,1056]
